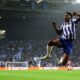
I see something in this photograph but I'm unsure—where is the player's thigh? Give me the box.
[63,46,72,55]
[48,38,62,47]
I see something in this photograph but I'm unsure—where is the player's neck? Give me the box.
[64,20,70,24]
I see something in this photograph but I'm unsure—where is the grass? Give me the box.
[0,70,80,80]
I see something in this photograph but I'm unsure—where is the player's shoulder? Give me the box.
[71,18,76,22]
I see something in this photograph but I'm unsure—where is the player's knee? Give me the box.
[48,40,54,46]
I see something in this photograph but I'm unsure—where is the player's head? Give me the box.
[64,12,72,22]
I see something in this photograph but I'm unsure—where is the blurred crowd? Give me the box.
[0,39,80,67]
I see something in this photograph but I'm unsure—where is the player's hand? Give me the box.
[52,21,56,25]
[73,12,77,16]
[52,21,56,26]
[52,22,57,28]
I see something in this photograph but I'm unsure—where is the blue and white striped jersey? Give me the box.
[60,18,78,39]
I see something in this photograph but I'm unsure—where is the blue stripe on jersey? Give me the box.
[65,27,68,39]
[68,26,72,39]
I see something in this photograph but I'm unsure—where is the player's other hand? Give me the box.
[73,12,77,16]
[52,21,56,25]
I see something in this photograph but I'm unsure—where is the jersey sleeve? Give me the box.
[60,24,63,30]
[72,18,80,25]
[75,18,80,24]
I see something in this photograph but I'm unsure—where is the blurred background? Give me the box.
[0,0,80,67]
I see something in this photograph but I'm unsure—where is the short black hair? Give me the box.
[66,12,72,18]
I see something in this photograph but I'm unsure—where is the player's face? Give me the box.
[64,14,71,22]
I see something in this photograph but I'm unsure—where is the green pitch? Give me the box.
[0,70,80,80]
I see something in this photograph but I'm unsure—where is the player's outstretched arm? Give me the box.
[73,12,80,17]
[73,12,80,23]
[52,22,62,35]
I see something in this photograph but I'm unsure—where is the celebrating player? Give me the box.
[42,12,80,66]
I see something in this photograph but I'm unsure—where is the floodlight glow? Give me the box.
[76,0,80,3]
[0,16,2,19]
[0,30,6,34]
[36,0,43,3]
[65,0,68,3]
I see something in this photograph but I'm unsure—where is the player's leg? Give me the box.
[58,53,69,66]
[47,39,62,57]
[58,41,73,66]
[67,59,72,70]
[41,38,62,59]
[58,38,73,66]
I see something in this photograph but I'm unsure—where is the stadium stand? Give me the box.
[0,39,80,67]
